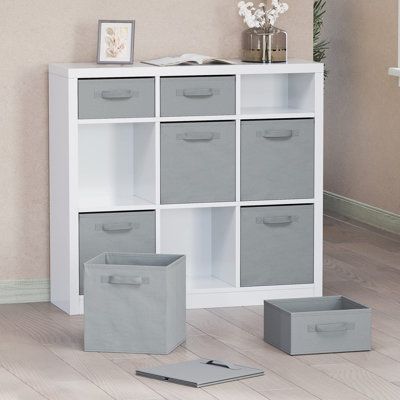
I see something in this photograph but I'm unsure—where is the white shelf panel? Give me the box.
[78,117,156,125]
[186,285,317,309]
[159,201,237,210]
[79,195,155,213]
[159,115,236,122]
[240,107,315,119]
[239,199,315,207]
[187,276,234,292]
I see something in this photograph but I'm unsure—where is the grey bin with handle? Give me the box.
[160,76,236,117]
[240,205,314,287]
[79,211,156,295]
[78,78,155,119]
[161,121,236,204]
[264,296,371,355]
[84,252,186,354]
[241,119,314,201]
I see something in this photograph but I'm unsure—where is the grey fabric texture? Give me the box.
[264,296,372,355]
[78,78,155,119]
[161,121,236,204]
[84,252,186,354]
[79,211,156,295]
[240,205,314,287]
[136,358,264,387]
[161,76,235,117]
[241,119,315,201]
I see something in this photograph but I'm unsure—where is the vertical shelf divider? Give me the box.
[235,74,242,288]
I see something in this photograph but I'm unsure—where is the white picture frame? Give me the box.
[97,20,135,64]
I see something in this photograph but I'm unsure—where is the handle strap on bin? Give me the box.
[181,88,215,98]
[308,322,355,333]
[259,129,294,139]
[201,360,241,370]
[176,132,220,141]
[262,216,293,225]
[100,89,135,100]
[102,222,134,232]
[101,275,149,285]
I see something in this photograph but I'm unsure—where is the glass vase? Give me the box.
[241,25,287,63]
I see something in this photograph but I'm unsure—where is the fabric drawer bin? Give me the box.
[161,76,235,117]
[264,296,371,355]
[79,211,156,295]
[161,121,236,204]
[240,205,314,287]
[78,78,155,119]
[84,252,186,354]
[241,119,314,201]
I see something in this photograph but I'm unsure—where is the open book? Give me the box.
[142,54,235,67]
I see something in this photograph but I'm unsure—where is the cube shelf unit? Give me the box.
[49,60,324,315]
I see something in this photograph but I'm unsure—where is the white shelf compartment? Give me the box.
[160,206,236,292]
[241,73,315,116]
[78,122,156,211]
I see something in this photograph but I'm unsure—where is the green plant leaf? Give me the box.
[314,0,329,77]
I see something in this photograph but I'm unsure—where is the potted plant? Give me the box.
[238,1,289,63]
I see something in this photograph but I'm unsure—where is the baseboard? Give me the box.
[324,191,400,235]
[0,279,50,304]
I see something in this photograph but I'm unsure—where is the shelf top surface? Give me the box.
[49,59,324,78]
[389,67,400,77]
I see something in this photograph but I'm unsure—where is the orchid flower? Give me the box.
[238,0,288,28]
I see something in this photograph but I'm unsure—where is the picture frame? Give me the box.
[97,20,135,64]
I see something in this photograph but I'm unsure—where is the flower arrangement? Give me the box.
[238,1,289,28]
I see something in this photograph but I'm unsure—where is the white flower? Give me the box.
[238,0,288,28]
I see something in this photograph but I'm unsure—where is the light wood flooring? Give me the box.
[1,213,400,400]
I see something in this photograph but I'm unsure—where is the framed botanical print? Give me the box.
[97,20,135,64]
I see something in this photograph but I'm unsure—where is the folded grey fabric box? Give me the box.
[264,296,371,355]
[84,252,186,354]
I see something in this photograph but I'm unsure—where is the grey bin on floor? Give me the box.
[84,252,186,354]
[264,296,371,355]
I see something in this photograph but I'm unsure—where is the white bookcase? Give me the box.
[49,60,324,315]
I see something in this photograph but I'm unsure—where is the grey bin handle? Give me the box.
[180,132,216,141]
[106,275,144,285]
[261,130,294,139]
[262,216,293,225]
[182,88,214,98]
[101,89,135,100]
[102,222,134,232]
[202,360,241,370]
[309,322,355,333]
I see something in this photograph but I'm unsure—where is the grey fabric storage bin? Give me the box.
[78,78,155,119]
[84,252,186,354]
[79,211,156,295]
[161,76,235,117]
[161,121,236,204]
[240,205,314,287]
[264,296,371,355]
[241,119,314,201]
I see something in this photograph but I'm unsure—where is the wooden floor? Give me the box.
[1,214,400,400]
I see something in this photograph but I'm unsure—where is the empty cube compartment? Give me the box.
[160,207,236,290]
